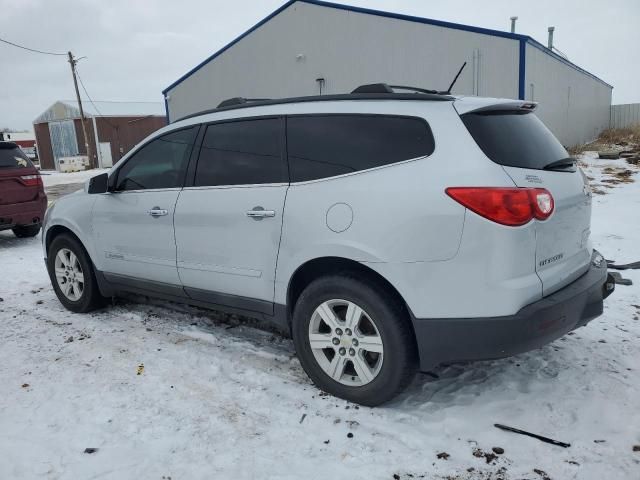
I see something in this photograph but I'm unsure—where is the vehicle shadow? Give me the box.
[77,288,580,410]
[0,230,41,248]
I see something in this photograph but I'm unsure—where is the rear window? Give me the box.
[0,144,32,169]
[461,111,569,170]
[287,115,435,182]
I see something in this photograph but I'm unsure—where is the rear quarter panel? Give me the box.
[274,101,518,307]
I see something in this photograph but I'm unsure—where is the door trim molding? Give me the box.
[99,271,276,317]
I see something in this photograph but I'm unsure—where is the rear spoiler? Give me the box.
[453,98,538,115]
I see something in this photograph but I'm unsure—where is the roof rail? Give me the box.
[217,97,271,108]
[351,83,394,94]
[175,92,454,123]
[351,83,441,95]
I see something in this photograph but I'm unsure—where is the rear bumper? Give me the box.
[0,194,47,230]
[413,250,614,371]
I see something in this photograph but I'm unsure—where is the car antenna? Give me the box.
[444,62,467,94]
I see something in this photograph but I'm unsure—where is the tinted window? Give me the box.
[461,111,569,170]
[0,144,32,169]
[195,118,286,187]
[115,127,197,191]
[287,115,435,182]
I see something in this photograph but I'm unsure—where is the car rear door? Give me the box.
[174,117,288,315]
[92,126,198,288]
[460,108,592,296]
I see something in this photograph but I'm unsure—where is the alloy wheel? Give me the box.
[54,248,85,301]
[308,299,384,386]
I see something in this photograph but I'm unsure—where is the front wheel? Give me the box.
[292,275,417,406]
[47,234,104,313]
[12,224,41,238]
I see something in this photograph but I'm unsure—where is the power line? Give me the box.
[0,36,67,56]
[75,67,118,130]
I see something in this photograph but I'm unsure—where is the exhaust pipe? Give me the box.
[547,26,555,49]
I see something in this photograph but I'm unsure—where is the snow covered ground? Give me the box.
[1,155,639,479]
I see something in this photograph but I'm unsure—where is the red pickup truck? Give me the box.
[0,142,47,237]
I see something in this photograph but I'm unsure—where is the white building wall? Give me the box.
[524,43,612,147]
[165,1,520,121]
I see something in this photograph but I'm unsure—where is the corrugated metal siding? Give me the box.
[48,120,79,169]
[524,43,612,147]
[165,1,520,121]
[95,116,167,164]
[34,123,54,170]
[610,103,640,129]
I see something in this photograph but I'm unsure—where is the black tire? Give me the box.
[292,274,417,407]
[47,233,105,313]
[12,224,41,238]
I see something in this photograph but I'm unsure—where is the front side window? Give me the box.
[287,115,435,182]
[195,118,286,187]
[115,126,198,191]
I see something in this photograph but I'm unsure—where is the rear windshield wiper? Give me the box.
[543,157,576,171]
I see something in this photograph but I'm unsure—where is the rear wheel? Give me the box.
[47,234,104,313]
[292,274,417,406]
[12,224,41,238]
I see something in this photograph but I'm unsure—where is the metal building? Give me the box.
[163,0,612,147]
[33,100,166,170]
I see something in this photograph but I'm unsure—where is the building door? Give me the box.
[49,120,78,170]
[99,142,113,168]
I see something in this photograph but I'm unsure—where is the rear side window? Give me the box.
[461,111,569,170]
[115,126,197,191]
[0,144,32,169]
[287,115,435,182]
[195,118,286,187]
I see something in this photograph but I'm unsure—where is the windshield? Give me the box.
[0,144,33,169]
[461,111,569,170]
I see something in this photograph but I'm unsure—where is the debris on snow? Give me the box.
[494,424,571,448]
[533,468,551,480]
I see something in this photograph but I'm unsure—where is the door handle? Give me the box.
[147,207,168,217]
[246,207,276,220]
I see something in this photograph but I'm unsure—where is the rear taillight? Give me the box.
[19,174,43,188]
[446,187,554,226]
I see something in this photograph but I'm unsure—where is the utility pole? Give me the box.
[68,51,95,168]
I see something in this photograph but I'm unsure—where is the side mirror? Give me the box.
[88,173,109,194]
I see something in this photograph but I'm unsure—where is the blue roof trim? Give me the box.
[163,0,299,94]
[298,0,527,41]
[518,39,526,100]
[163,0,612,95]
[162,0,528,95]
[525,38,612,89]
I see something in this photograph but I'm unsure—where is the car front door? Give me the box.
[174,117,288,315]
[92,126,199,289]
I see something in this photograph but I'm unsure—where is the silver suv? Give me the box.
[43,86,614,406]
